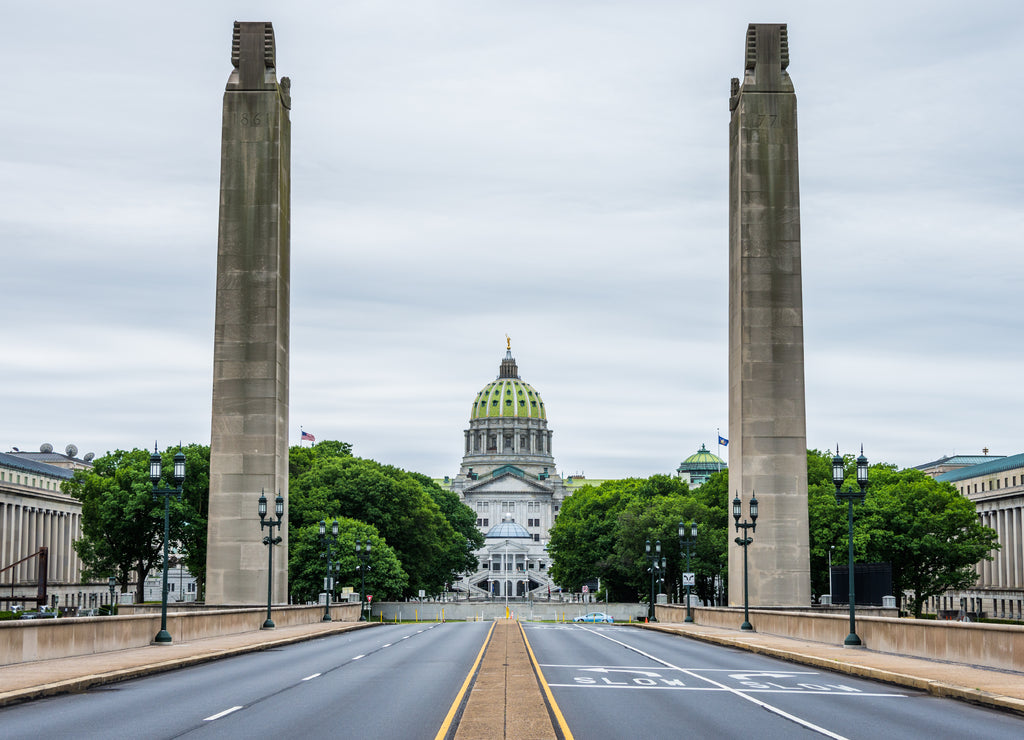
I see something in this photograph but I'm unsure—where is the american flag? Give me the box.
[301,430,315,442]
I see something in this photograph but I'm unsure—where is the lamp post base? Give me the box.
[322,612,332,622]
[740,621,754,631]
[844,633,863,646]
[153,630,173,644]
[262,619,276,630]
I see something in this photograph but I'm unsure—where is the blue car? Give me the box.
[574,612,614,623]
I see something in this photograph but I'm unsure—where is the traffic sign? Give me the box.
[582,585,589,593]
[682,572,695,586]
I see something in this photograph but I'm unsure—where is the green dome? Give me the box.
[683,444,725,466]
[471,377,546,420]
[470,349,546,420]
[677,443,726,474]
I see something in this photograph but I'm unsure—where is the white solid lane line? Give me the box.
[580,627,852,740]
[353,654,365,660]
[204,706,243,721]
[302,673,321,681]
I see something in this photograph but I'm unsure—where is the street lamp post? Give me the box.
[355,538,372,621]
[258,490,284,630]
[679,520,698,623]
[833,445,869,647]
[149,445,186,644]
[319,519,339,622]
[645,539,662,620]
[107,575,117,615]
[732,492,758,631]
[828,545,835,601]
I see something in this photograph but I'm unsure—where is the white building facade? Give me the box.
[0,446,111,609]
[931,453,1024,619]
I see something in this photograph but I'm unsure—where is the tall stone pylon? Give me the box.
[727,24,810,607]
[206,21,291,605]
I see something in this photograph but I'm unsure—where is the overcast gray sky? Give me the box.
[2,1,1021,478]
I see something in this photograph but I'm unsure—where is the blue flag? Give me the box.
[718,435,729,447]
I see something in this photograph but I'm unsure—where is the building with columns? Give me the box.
[0,447,95,608]
[446,346,569,598]
[929,453,1024,619]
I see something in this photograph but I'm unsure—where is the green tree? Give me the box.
[288,444,471,597]
[859,468,998,617]
[409,471,486,580]
[289,518,407,603]
[615,485,723,605]
[65,445,205,603]
[547,480,637,599]
[806,449,847,600]
[289,439,352,479]
[176,444,210,600]
[548,474,729,604]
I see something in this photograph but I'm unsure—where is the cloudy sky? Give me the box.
[3,2,1021,478]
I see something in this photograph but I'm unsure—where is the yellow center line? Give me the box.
[518,622,575,740]
[434,621,496,740]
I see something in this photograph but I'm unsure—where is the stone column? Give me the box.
[206,22,292,605]
[1014,506,1022,587]
[727,23,810,606]
[71,512,80,583]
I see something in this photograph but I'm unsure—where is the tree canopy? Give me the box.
[64,444,209,603]
[547,473,730,604]
[859,467,998,616]
[288,517,408,603]
[287,443,480,598]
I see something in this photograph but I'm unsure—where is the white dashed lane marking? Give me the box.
[204,706,242,721]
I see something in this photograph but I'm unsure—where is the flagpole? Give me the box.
[717,428,722,473]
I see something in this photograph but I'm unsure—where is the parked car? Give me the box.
[18,611,56,619]
[573,612,614,623]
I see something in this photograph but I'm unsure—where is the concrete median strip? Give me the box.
[444,619,569,740]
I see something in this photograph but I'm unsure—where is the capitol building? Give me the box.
[445,345,570,598]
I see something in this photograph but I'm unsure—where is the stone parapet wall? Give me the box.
[656,604,1024,672]
[0,603,360,666]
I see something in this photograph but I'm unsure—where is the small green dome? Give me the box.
[682,444,726,467]
[677,444,726,478]
[470,348,546,420]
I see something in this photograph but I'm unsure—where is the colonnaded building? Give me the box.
[917,452,1024,620]
[0,445,113,609]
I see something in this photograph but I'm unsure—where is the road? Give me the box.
[523,622,1024,739]
[2,621,1023,739]
[0,622,488,740]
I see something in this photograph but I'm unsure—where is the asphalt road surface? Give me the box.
[2,622,1023,739]
[523,623,1024,739]
[0,622,488,740]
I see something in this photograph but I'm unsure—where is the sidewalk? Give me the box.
[637,621,1024,716]
[0,620,374,708]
